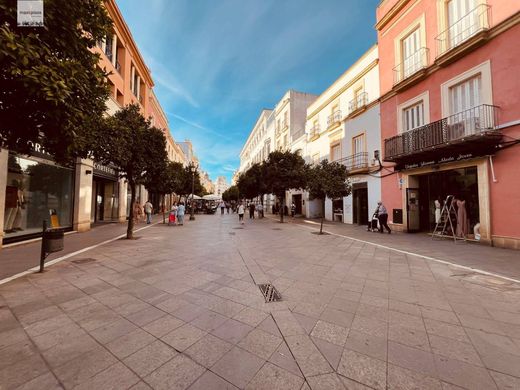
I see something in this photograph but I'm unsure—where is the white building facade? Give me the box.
[304,45,382,225]
[213,176,229,198]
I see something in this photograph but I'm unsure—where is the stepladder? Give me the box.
[432,195,460,241]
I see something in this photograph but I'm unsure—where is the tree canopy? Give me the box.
[222,185,239,202]
[237,163,268,201]
[264,150,308,222]
[96,104,168,238]
[307,159,351,233]
[0,0,113,163]
[178,163,204,198]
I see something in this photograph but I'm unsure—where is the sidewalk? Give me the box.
[0,218,161,281]
[280,215,520,281]
[0,213,519,389]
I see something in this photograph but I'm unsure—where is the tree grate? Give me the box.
[258,283,282,302]
[71,258,97,264]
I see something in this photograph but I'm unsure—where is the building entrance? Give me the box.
[292,194,302,215]
[91,177,119,223]
[415,166,479,233]
[352,185,368,225]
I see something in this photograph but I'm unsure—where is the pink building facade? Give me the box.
[377,0,520,248]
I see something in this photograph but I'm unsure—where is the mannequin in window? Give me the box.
[4,179,25,232]
[456,196,468,238]
[434,198,441,224]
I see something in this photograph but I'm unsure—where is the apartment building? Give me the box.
[303,46,382,224]
[377,0,520,248]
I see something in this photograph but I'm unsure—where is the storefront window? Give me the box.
[4,154,73,241]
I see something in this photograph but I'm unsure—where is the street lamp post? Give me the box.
[189,164,196,221]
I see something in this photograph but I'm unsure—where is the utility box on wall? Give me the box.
[393,209,403,224]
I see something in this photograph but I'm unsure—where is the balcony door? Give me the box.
[449,75,481,137]
[352,134,365,169]
[448,0,479,48]
[402,28,421,78]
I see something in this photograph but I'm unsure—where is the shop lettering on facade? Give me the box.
[93,162,118,179]
[403,153,475,170]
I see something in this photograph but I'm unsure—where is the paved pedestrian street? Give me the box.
[1,215,520,390]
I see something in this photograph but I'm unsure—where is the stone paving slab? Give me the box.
[0,214,519,389]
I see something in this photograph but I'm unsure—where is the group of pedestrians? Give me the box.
[132,199,154,225]
[218,201,232,215]
[168,202,185,226]
[235,201,265,224]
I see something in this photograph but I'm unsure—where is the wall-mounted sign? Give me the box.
[93,162,118,180]
[397,152,482,171]
[17,0,44,27]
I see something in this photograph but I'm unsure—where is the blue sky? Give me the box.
[118,0,379,182]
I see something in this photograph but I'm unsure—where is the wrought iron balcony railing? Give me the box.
[436,4,490,58]
[337,152,369,173]
[327,110,342,128]
[393,47,429,86]
[349,92,368,114]
[384,104,499,161]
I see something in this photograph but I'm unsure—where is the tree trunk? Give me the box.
[162,194,166,224]
[280,194,284,223]
[127,181,136,239]
[320,197,325,234]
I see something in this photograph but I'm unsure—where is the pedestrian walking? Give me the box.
[291,202,296,217]
[257,203,264,218]
[226,202,230,214]
[219,201,225,215]
[249,202,255,219]
[144,200,153,224]
[169,203,178,226]
[376,201,391,234]
[238,202,245,224]
[177,202,185,226]
[133,199,143,224]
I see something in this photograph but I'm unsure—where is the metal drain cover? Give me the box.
[72,258,97,264]
[258,283,282,302]
[272,228,282,230]
[229,232,236,235]
[233,227,244,230]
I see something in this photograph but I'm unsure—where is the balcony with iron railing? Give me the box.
[337,152,369,174]
[436,4,491,61]
[327,110,342,129]
[349,92,369,116]
[308,124,321,141]
[384,104,501,165]
[393,47,429,89]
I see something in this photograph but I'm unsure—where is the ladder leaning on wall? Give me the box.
[432,195,461,242]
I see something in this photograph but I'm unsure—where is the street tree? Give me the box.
[307,159,351,234]
[0,0,113,163]
[96,104,167,239]
[144,161,184,222]
[222,185,239,202]
[264,151,308,223]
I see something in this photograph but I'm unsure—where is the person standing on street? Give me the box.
[144,200,153,224]
[257,203,263,218]
[177,202,185,226]
[249,202,255,219]
[377,201,391,234]
[291,202,296,217]
[238,202,245,224]
[219,201,225,215]
[226,202,230,214]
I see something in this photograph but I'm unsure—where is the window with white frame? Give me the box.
[449,74,481,115]
[352,134,365,169]
[312,153,320,165]
[330,143,341,162]
[447,0,479,48]
[402,28,422,78]
[402,101,425,132]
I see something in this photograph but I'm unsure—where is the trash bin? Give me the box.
[43,229,64,253]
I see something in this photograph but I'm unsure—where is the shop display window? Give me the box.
[4,154,73,240]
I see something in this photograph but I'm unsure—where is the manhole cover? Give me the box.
[229,232,236,235]
[233,227,244,230]
[258,283,282,302]
[272,228,282,231]
[72,258,97,265]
